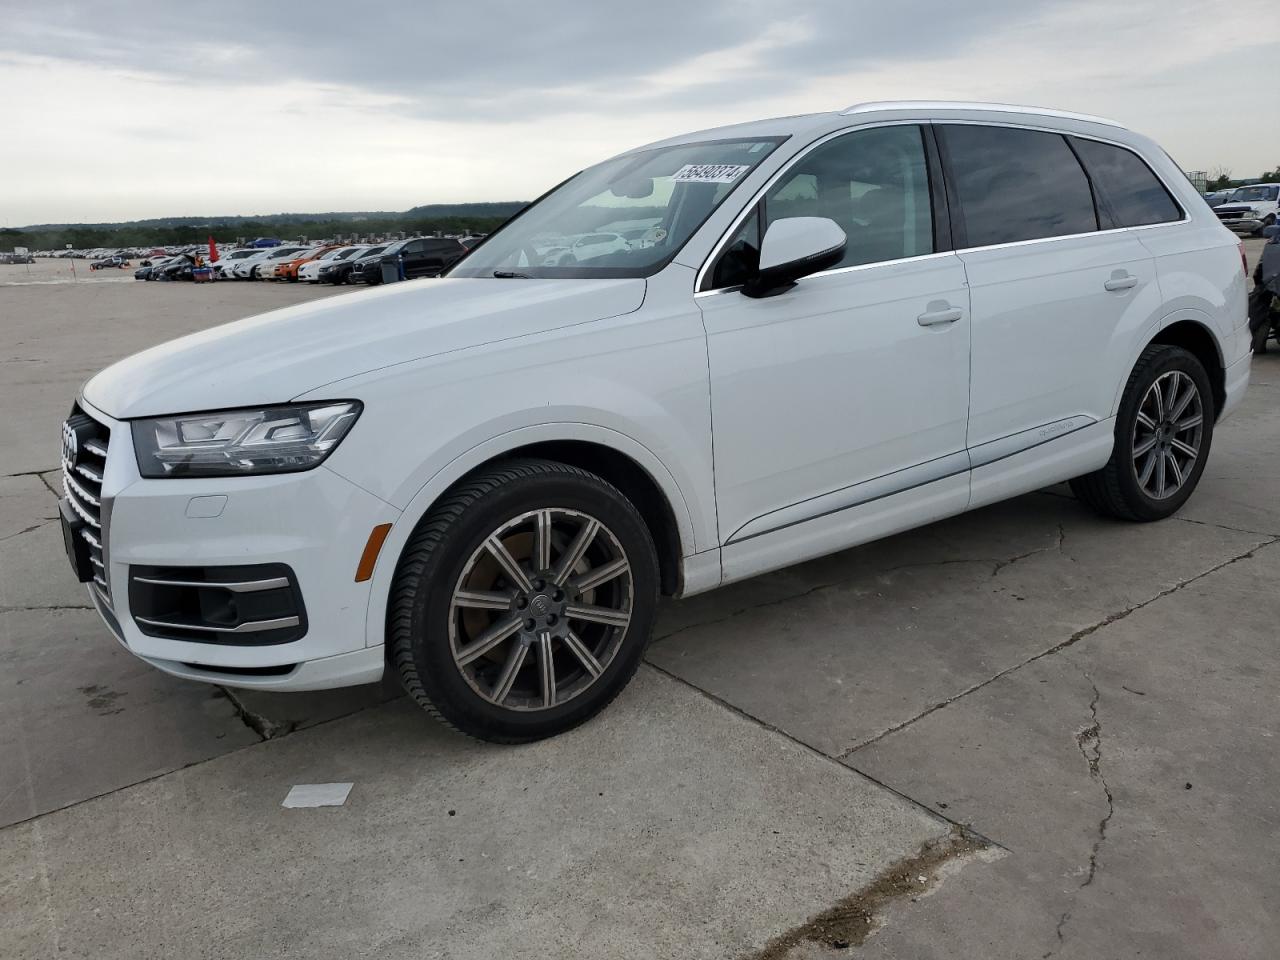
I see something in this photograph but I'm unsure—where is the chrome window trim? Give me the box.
[693,117,1193,296]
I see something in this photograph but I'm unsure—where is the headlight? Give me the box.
[132,401,361,478]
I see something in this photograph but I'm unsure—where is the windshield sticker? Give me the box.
[671,164,751,184]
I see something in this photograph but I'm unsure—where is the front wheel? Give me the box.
[1070,344,1214,521]
[389,459,659,743]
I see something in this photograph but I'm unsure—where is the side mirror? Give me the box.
[742,217,847,298]
[1263,225,1279,240]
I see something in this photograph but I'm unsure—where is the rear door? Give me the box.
[937,123,1158,462]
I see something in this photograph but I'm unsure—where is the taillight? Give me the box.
[1239,240,1248,276]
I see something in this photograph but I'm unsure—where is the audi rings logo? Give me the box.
[529,595,551,617]
[61,421,78,467]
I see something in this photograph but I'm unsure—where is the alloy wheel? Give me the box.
[447,508,633,711]
[1131,370,1203,500]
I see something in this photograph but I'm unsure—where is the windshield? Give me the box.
[369,240,407,258]
[448,137,784,279]
[1229,185,1278,202]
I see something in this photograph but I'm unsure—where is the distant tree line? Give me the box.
[1208,165,1280,191]
[2,202,529,251]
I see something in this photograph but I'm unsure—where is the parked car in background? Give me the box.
[275,245,340,281]
[250,237,283,248]
[232,246,308,279]
[134,256,179,280]
[156,254,197,281]
[1213,183,1280,235]
[319,244,385,285]
[1203,190,1233,208]
[544,232,629,265]
[350,237,467,284]
[90,255,129,270]
[299,245,367,283]
[61,102,1250,744]
[210,248,260,278]
[258,246,318,280]
[2,251,36,264]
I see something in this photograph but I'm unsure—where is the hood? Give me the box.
[84,277,646,418]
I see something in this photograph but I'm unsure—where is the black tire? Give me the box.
[388,458,660,743]
[1070,344,1214,521]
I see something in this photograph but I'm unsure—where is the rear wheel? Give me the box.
[389,459,659,743]
[1070,344,1213,521]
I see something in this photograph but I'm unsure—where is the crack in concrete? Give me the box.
[1074,672,1113,890]
[2,467,65,499]
[992,523,1066,577]
[0,604,93,614]
[642,662,1005,850]
[1173,514,1280,538]
[216,687,295,741]
[37,473,62,499]
[1047,668,1115,956]
[0,520,55,543]
[840,535,1280,759]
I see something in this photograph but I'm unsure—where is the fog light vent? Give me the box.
[128,563,307,646]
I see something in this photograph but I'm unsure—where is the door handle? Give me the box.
[917,306,963,327]
[1104,273,1139,292]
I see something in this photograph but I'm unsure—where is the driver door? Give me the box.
[698,124,972,573]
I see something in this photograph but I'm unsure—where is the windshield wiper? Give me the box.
[492,270,533,279]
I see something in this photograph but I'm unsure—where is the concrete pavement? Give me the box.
[2,244,1278,958]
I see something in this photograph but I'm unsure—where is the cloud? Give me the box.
[0,0,1275,224]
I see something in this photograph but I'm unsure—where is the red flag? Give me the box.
[208,235,219,263]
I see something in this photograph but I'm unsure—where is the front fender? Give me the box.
[354,421,705,651]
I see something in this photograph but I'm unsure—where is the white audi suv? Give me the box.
[60,101,1251,742]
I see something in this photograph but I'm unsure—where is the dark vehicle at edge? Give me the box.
[349,237,467,285]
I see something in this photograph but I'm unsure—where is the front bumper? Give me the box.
[72,399,400,691]
[1218,215,1263,233]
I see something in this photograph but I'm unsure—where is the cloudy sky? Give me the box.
[1,0,1275,226]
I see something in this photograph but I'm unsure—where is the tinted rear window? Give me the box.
[940,125,1097,247]
[1070,138,1182,227]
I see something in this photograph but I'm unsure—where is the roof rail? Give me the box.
[839,100,1124,128]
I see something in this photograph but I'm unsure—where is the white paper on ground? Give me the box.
[282,782,354,808]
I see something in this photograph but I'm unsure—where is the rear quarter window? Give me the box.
[1070,138,1182,227]
[939,124,1098,247]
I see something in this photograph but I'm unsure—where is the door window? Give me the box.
[705,125,934,290]
[940,124,1097,246]
[1069,138,1183,227]
[764,125,934,270]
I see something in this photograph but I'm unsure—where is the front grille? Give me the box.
[1216,209,1249,220]
[62,408,111,599]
